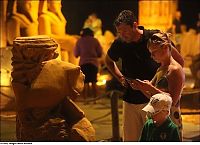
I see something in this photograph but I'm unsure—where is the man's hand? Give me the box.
[119,76,129,88]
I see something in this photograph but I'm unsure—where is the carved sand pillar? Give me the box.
[139,0,177,31]
[0,0,8,48]
[11,36,95,141]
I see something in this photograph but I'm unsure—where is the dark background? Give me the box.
[179,0,199,30]
[61,0,200,35]
[61,0,138,35]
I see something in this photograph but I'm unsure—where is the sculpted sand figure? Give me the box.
[83,13,103,37]
[6,0,39,45]
[11,36,95,141]
[0,0,8,48]
[38,0,78,64]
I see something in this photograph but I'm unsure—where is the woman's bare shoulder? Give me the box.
[168,63,184,80]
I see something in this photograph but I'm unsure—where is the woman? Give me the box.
[74,28,102,103]
[129,32,185,140]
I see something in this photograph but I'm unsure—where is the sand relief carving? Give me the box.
[11,36,95,141]
[6,0,39,45]
[38,0,79,65]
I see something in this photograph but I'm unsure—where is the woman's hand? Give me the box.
[129,79,152,91]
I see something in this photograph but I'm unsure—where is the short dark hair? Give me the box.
[80,28,94,37]
[114,10,137,27]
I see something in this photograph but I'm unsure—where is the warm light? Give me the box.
[139,1,177,31]
[96,73,112,86]
[0,69,11,86]
[181,113,200,125]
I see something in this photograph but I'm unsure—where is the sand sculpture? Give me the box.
[38,0,79,64]
[11,36,95,141]
[6,0,39,45]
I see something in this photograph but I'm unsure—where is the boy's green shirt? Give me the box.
[139,117,180,142]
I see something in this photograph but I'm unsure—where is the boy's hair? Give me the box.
[114,10,137,27]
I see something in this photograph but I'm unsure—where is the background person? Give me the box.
[74,28,103,104]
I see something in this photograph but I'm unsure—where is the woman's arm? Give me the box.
[129,67,185,105]
[129,79,165,99]
[167,67,185,105]
[171,46,184,67]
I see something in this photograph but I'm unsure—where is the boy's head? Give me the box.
[142,93,172,120]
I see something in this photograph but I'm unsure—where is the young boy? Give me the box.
[139,93,181,142]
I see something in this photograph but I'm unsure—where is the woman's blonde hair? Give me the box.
[147,32,173,51]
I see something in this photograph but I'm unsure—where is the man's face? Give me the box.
[116,24,135,43]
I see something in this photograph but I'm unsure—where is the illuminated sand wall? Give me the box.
[139,0,177,31]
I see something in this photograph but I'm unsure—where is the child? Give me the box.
[139,93,181,142]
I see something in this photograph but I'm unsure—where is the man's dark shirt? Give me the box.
[107,27,160,104]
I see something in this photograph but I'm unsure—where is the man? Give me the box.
[105,10,184,141]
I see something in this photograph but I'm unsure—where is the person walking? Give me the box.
[105,10,184,141]
[74,28,103,104]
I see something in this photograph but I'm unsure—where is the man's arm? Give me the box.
[105,54,124,82]
[105,54,128,88]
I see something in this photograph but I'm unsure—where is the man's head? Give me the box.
[142,93,172,120]
[114,10,137,27]
[114,10,138,43]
